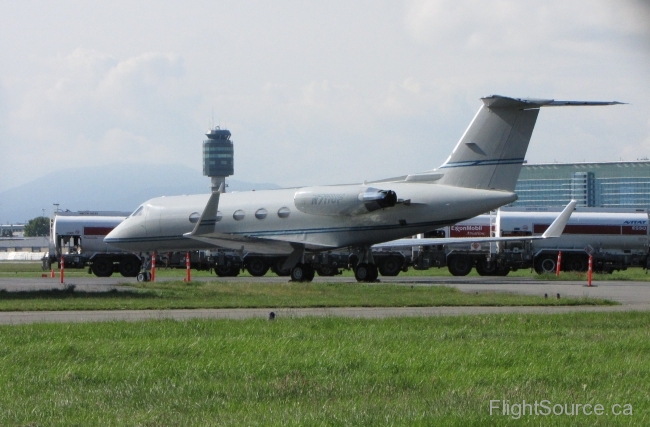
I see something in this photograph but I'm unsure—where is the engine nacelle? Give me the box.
[294,186,397,216]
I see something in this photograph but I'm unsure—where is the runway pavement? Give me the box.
[1,274,649,324]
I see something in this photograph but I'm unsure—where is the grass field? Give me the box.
[0,281,615,311]
[0,261,621,311]
[0,312,648,426]
[2,261,650,281]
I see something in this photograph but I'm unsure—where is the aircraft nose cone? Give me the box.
[104,223,128,249]
[104,218,147,251]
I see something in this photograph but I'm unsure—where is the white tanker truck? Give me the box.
[43,211,142,277]
[404,207,650,275]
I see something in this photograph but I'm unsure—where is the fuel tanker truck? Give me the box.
[43,211,141,277]
[402,207,650,275]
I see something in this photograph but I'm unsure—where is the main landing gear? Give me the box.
[354,263,378,282]
[353,246,380,283]
[290,262,315,282]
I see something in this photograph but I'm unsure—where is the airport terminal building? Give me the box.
[513,161,650,208]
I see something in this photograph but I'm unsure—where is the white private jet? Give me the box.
[105,95,621,281]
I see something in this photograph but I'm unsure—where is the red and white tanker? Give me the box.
[413,207,650,275]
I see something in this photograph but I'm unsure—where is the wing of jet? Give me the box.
[372,200,577,249]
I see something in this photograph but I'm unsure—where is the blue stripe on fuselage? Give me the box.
[104,218,466,244]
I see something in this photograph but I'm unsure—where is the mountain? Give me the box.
[0,164,280,223]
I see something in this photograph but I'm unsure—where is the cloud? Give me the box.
[0,1,648,193]
[2,49,197,191]
[405,0,649,51]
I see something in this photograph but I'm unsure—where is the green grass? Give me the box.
[0,281,615,311]
[0,312,648,426]
[2,261,650,281]
[0,261,222,278]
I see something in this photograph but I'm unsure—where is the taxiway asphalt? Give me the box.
[1,274,649,324]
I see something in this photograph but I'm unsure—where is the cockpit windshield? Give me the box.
[131,206,144,217]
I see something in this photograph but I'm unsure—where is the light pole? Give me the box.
[53,203,59,214]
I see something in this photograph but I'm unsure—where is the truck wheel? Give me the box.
[567,256,587,272]
[495,266,510,276]
[215,264,238,277]
[475,259,497,276]
[246,258,269,277]
[447,256,472,276]
[378,256,403,276]
[271,259,291,276]
[534,256,556,274]
[119,256,141,277]
[92,257,113,277]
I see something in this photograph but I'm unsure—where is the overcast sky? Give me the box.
[1,0,649,193]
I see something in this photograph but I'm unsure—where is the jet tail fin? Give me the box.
[435,95,623,192]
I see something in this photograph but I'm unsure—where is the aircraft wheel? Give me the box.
[119,256,141,277]
[534,256,557,274]
[447,256,472,276]
[367,264,379,281]
[304,264,315,281]
[378,256,402,276]
[291,263,314,282]
[246,257,269,277]
[92,257,114,277]
[355,263,377,282]
[137,272,151,282]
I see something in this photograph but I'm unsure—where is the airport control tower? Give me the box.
[203,127,234,192]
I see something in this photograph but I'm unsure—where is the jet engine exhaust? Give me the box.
[294,186,398,216]
[361,189,397,212]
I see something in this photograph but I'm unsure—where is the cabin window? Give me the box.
[255,208,268,220]
[233,210,245,221]
[278,207,290,218]
[131,206,144,217]
[189,212,200,224]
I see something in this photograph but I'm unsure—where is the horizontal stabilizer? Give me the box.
[436,95,623,192]
[482,95,624,109]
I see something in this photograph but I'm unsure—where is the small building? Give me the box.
[0,236,49,261]
[0,224,25,238]
[0,236,49,253]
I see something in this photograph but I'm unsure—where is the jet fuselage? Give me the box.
[105,182,517,253]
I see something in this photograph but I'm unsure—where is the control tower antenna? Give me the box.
[203,125,233,193]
